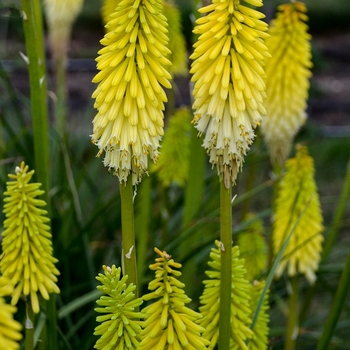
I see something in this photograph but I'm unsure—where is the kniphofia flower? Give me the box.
[101,0,118,28]
[0,277,22,350]
[190,0,269,187]
[197,240,253,349]
[249,281,269,350]
[237,213,267,281]
[94,265,143,350]
[163,1,187,76]
[139,248,209,350]
[261,2,312,166]
[152,108,191,187]
[273,145,324,283]
[0,162,60,313]
[44,0,84,62]
[92,0,172,185]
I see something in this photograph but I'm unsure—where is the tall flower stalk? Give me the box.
[92,0,172,290]
[190,0,269,347]
[20,0,57,346]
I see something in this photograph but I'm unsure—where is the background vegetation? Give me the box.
[0,0,349,349]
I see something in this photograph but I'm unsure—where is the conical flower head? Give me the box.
[190,0,270,187]
[0,162,60,313]
[248,281,269,350]
[273,145,324,283]
[238,213,267,281]
[163,1,187,76]
[101,0,118,28]
[198,240,253,349]
[44,0,84,62]
[92,0,172,185]
[152,108,191,187]
[139,248,209,350]
[261,2,312,166]
[94,265,143,350]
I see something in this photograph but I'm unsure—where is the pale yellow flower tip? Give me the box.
[0,162,60,314]
[0,297,22,350]
[261,2,312,166]
[44,0,84,61]
[91,0,172,186]
[273,145,324,284]
[139,248,209,350]
[190,0,269,187]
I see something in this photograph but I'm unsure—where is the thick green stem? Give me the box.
[21,0,58,348]
[316,249,350,350]
[25,300,35,350]
[120,179,138,297]
[285,276,299,350]
[219,180,232,350]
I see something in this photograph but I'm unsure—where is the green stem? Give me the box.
[120,179,138,297]
[21,0,50,195]
[285,276,299,350]
[219,179,232,350]
[21,1,58,348]
[316,249,350,350]
[322,159,350,260]
[25,299,35,350]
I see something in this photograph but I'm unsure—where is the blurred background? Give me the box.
[1,0,350,348]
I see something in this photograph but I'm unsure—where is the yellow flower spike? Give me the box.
[0,297,22,350]
[0,162,60,314]
[152,107,192,187]
[44,0,84,62]
[101,0,119,29]
[92,0,172,186]
[237,213,268,281]
[190,0,269,187]
[163,1,187,76]
[273,145,324,284]
[94,265,143,350]
[261,2,313,166]
[198,240,253,349]
[139,248,209,350]
[248,281,269,350]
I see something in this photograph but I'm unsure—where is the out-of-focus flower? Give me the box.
[273,145,324,284]
[101,0,118,28]
[190,0,269,187]
[0,162,60,314]
[139,248,209,350]
[198,240,253,349]
[249,281,269,350]
[44,0,84,62]
[238,213,267,281]
[261,2,312,166]
[163,1,187,76]
[94,265,143,350]
[92,0,172,185]
[152,108,191,187]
